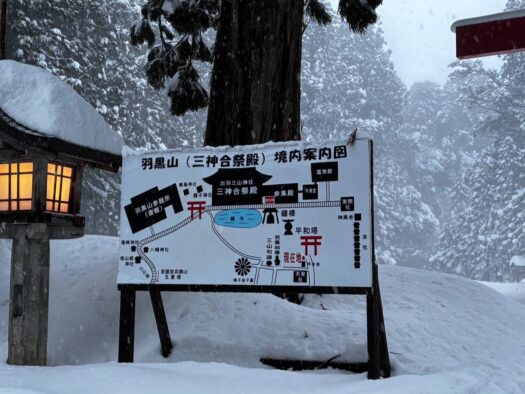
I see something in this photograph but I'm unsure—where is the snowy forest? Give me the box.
[5,0,523,282]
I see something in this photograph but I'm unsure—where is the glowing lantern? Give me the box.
[0,162,33,211]
[0,159,81,220]
[0,161,80,214]
[46,163,74,214]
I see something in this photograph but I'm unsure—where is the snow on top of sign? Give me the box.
[451,9,525,32]
[510,255,525,267]
[0,60,123,156]
[122,135,373,157]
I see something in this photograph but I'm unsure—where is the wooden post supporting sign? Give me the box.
[118,287,136,363]
[367,263,390,379]
[149,289,173,358]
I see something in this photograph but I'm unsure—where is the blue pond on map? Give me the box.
[214,209,262,228]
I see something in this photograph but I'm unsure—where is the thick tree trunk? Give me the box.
[205,0,305,304]
[205,0,304,146]
[0,0,7,59]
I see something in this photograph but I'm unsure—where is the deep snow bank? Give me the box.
[480,280,525,305]
[0,236,524,393]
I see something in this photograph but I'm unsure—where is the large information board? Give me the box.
[118,139,374,291]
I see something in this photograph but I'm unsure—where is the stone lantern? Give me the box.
[0,60,122,365]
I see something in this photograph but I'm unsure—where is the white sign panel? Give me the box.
[118,139,374,290]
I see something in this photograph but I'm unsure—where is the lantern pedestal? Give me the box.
[1,221,84,366]
[7,223,50,366]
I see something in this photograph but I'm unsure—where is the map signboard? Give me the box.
[118,139,374,292]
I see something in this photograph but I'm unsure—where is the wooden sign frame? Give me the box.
[117,141,390,379]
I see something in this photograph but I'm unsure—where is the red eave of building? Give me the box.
[451,9,525,59]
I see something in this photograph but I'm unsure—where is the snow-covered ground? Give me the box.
[479,280,525,306]
[0,236,524,393]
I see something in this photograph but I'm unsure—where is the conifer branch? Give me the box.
[130,0,383,116]
[305,0,332,27]
[338,0,383,34]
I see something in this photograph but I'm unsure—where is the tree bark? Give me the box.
[0,0,8,59]
[205,0,304,146]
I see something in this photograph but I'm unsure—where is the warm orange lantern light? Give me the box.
[0,162,33,211]
[46,163,74,214]
[0,161,75,214]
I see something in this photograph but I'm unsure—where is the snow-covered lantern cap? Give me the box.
[0,60,123,239]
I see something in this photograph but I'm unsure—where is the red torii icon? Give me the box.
[187,201,206,219]
[300,235,322,256]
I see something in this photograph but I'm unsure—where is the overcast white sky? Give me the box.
[328,0,508,86]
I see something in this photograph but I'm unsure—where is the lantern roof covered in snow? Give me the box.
[0,60,122,172]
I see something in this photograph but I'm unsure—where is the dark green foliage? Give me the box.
[130,19,155,46]
[305,0,332,26]
[165,47,184,76]
[131,0,218,116]
[146,58,167,89]
[146,62,166,88]
[192,34,213,63]
[147,44,165,62]
[144,0,164,20]
[176,38,192,61]
[160,24,175,40]
[339,0,381,33]
[146,44,181,88]
[367,0,383,9]
[168,65,208,115]
[132,0,385,116]
[167,3,214,34]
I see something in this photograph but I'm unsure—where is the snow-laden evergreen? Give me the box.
[5,0,523,280]
[432,133,524,280]
[431,0,525,280]
[301,19,443,267]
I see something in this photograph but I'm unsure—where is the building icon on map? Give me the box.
[203,168,272,206]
